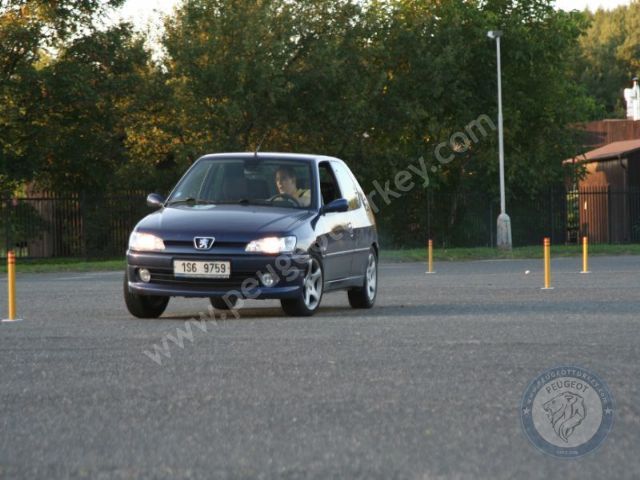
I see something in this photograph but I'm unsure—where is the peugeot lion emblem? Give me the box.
[194,237,215,250]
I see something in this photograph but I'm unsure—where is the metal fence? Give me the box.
[2,187,640,258]
[377,187,640,249]
[0,192,149,258]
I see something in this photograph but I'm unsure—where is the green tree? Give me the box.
[577,2,640,117]
[33,23,150,193]
[0,0,126,193]
[617,2,640,73]
[577,6,629,116]
[347,0,597,244]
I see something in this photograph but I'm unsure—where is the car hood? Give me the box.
[135,204,316,242]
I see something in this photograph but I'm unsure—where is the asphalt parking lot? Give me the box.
[1,256,639,479]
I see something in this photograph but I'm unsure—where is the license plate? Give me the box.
[173,260,231,278]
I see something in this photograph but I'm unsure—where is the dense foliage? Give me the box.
[577,1,640,117]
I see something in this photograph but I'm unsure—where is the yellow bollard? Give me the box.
[542,237,554,290]
[581,236,590,274]
[2,251,21,322]
[426,239,435,274]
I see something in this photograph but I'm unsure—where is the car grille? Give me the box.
[163,240,247,250]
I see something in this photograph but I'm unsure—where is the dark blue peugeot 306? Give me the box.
[124,153,379,317]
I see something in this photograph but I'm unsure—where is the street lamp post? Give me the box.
[488,30,512,250]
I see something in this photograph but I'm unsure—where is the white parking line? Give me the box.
[53,271,123,281]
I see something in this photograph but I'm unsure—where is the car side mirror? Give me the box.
[146,193,165,209]
[321,198,349,214]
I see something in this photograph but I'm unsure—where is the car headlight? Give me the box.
[129,232,165,251]
[245,236,296,254]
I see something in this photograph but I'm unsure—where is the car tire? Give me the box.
[210,296,238,310]
[348,248,377,309]
[123,273,169,318]
[280,254,324,316]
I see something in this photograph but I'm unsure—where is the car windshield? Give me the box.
[166,158,314,209]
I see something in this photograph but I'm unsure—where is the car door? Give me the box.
[330,161,369,277]
[317,162,354,281]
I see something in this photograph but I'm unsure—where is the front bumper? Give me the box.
[126,251,309,299]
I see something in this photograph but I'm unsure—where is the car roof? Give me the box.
[197,152,344,165]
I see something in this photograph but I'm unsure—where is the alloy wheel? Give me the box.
[366,253,377,301]
[303,258,323,310]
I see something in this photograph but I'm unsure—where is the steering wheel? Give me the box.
[269,193,300,206]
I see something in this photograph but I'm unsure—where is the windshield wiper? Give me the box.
[215,199,267,206]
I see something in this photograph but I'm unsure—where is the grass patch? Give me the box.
[1,243,639,273]
[381,244,640,262]
[0,257,125,274]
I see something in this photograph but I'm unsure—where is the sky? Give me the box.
[113,1,180,30]
[555,0,632,9]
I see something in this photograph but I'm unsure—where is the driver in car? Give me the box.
[274,166,310,207]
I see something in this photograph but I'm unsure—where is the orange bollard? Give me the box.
[542,238,554,290]
[581,236,590,274]
[426,239,435,274]
[2,251,21,322]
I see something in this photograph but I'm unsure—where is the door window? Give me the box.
[319,162,341,206]
[331,162,361,211]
